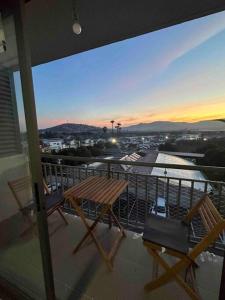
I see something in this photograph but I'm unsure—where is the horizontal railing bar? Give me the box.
[41,153,225,173]
[41,162,225,185]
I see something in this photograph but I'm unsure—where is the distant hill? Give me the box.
[124,120,225,132]
[39,123,101,133]
[39,120,225,134]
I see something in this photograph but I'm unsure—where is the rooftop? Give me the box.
[118,152,209,191]
[159,151,205,158]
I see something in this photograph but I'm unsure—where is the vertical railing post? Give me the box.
[49,163,53,190]
[177,179,181,217]
[155,177,159,215]
[54,165,58,191]
[126,173,129,227]
[107,162,111,179]
[60,165,63,192]
[190,180,194,209]
[166,178,169,217]
[145,175,148,221]
[135,174,138,223]
[220,251,225,300]
[218,182,222,213]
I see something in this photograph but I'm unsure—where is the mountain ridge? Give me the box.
[124,120,225,131]
[39,123,101,133]
[39,120,225,133]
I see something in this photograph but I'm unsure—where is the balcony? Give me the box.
[42,156,225,252]
[41,155,225,299]
[0,155,224,299]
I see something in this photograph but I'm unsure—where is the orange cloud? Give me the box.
[158,98,225,123]
[95,97,225,127]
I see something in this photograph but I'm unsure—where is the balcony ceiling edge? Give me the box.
[24,0,225,67]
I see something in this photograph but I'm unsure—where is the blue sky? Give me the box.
[16,10,225,129]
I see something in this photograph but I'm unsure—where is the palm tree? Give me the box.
[115,125,119,136]
[110,120,115,136]
[117,123,121,136]
[102,126,107,136]
[119,123,122,135]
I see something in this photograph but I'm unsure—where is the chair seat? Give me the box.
[142,214,189,255]
[45,190,64,210]
[21,200,35,214]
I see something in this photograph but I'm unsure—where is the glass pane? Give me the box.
[0,11,46,299]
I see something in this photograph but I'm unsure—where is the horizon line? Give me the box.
[38,118,225,130]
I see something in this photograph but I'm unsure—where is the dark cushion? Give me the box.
[143,214,189,255]
[45,190,64,210]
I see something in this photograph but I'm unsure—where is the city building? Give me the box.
[81,138,94,147]
[69,139,80,149]
[177,134,202,141]
[42,138,64,151]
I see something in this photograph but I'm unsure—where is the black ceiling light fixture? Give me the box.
[72,0,82,35]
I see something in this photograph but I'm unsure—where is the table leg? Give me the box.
[110,208,126,237]
[108,210,112,229]
[70,197,126,271]
[152,258,159,279]
[72,199,108,254]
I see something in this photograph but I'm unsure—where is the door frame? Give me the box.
[13,1,56,299]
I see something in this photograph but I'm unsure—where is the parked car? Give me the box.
[47,182,61,193]
[151,197,167,217]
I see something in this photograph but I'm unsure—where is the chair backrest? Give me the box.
[183,195,225,260]
[8,176,50,210]
[43,179,51,195]
[8,176,32,210]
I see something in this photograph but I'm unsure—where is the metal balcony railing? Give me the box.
[41,154,225,251]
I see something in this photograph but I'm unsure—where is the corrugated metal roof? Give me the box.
[152,153,210,191]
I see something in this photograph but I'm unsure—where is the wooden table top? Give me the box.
[64,176,128,206]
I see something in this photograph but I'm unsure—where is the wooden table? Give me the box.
[64,176,128,270]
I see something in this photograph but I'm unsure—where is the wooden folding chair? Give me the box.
[8,176,35,232]
[143,194,225,300]
[8,176,68,235]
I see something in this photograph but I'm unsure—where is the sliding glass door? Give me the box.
[0,2,54,299]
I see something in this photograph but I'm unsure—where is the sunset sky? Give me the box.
[25,11,225,128]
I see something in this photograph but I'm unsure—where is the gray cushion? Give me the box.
[143,214,189,255]
[45,190,64,210]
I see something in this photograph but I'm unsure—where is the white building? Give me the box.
[42,138,64,151]
[177,134,201,141]
[69,139,80,149]
[81,139,94,147]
